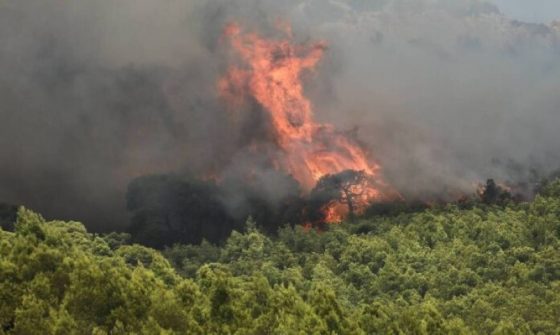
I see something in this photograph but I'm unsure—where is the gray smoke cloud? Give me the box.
[290,0,560,199]
[1,0,559,230]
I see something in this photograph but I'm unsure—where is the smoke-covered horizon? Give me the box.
[1,0,560,230]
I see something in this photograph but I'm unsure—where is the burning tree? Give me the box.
[309,170,377,223]
[479,179,513,205]
[219,23,393,223]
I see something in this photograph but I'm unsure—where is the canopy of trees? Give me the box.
[2,181,560,334]
[308,170,373,223]
[0,203,17,231]
[126,173,307,248]
[127,174,238,248]
[127,170,400,247]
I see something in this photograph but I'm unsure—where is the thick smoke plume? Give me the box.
[1,0,560,230]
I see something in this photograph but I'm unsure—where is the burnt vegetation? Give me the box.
[0,171,536,251]
[123,170,531,249]
[125,170,387,248]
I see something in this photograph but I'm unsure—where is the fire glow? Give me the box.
[218,23,389,222]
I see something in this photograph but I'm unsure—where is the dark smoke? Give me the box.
[126,171,305,248]
[1,1,560,231]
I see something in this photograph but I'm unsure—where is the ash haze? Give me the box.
[1,0,560,230]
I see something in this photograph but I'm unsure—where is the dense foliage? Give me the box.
[2,181,560,334]
[126,173,305,248]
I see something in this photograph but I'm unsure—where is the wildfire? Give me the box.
[219,23,390,222]
[323,202,348,223]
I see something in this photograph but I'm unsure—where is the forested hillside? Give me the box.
[1,182,560,334]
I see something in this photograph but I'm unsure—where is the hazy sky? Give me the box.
[490,0,560,23]
[2,0,560,230]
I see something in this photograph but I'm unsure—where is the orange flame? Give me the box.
[219,23,390,222]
